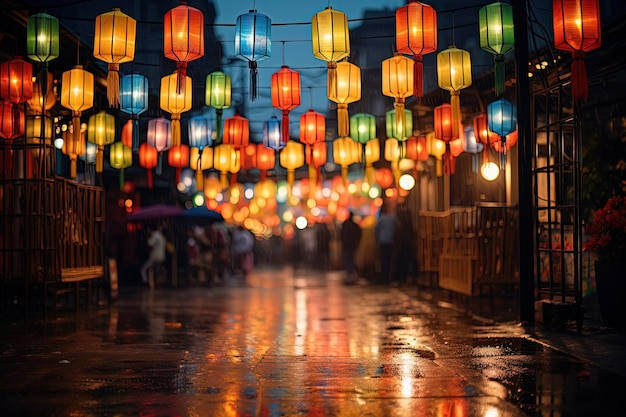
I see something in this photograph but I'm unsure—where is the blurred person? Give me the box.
[232,225,255,280]
[375,201,398,285]
[394,201,416,285]
[340,211,362,285]
[140,223,167,288]
[316,222,332,271]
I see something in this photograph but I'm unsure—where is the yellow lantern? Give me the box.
[327,61,361,137]
[364,138,380,184]
[87,110,115,173]
[214,143,237,190]
[93,8,136,107]
[333,136,360,185]
[109,141,132,188]
[190,146,213,191]
[279,139,304,192]
[160,71,192,146]
[437,46,472,137]
[312,7,350,94]
[382,54,414,127]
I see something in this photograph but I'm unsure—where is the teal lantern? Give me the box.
[235,9,271,101]
[120,73,148,153]
[385,107,412,141]
[263,116,283,151]
[350,113,376,145]
[479,2,514,96]
[488,98,516,168]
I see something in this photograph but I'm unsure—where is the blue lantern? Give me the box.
[487,98,516,168]
[188,110,213,149]
[235,9,271,101]
[263,116,283,151]
[120,73,148,153]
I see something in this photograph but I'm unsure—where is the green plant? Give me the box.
[583,195,626,261]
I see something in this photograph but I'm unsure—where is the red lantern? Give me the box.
[0,57,33,104]
[139,143,158,188]
[168,143,189,183]
[395,1,437,98]
[299,109,325,146]
[0,100,25,140]
[271,65,301,144]
[405,135,428,161]
[553,0,601,100]
[164,1,204,93]
[255,143,276,181]
[223,113,249,149]
[375,167,394,189]
[433,104,457,142]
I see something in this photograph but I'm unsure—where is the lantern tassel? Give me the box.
[494,55,505,96]
[365,164,374,185]
[249,61,258,101]
[260,170,266,181]
[341,166,348,186]
[107,63,120,108]
[337,103,349,137]
[450,91,461,138]
[220,171,228,190]
[571,50,588,101]
[216,109,223,143]
[147,168,153,189]
[96,145,104,173]
[119,168,124,189]
[413,54,424,98]
[308,164,317,188]
[282,111,290,143]
[171,115,181,146]
[132,116,140,153]
[395,99,405,133]
[176,61,187,94]
[327,62,337,99]
[175,167,181,184]
[156,153,163,176]
[287,170,295,192]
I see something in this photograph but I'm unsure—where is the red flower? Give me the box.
[584,195,626,261]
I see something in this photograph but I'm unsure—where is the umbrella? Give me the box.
[127,203,184,222]
[181,206,224,224]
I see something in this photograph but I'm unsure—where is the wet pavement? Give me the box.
[2,266,626,416]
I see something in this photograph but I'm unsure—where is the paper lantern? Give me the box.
[0,100,25,140]
[395,1,437,98]
[308,141,327,188]
[60,65,94,178]
[26,115,53,145]
[433,104,457,142]
[375,167,394,189]
[87,111,115,173]
[406,135,428,161]
[214,143,237,189]
[93,8,136,107]
[164,1,204,93]
[280,139,304,191]
[61,122,86,178]
[223,113,249,149]
[160,71,192,146]
[479,2,514,96]
[553,0,601,100]
[350,113,376,145]
[0,57,33,104]
[81,141,97,166]
[189,146,213,190]
[147,116,172,176]
[312,7,350,94]
[109,141,132,188]
[28,72,56,113]
[488,98,517,168]
[241,143,256,171]
[328,61,361,137]
[188,111,212,149]
[364,138,380,184]
[168,144,189,183]
[263,116,283,151]
[386,107,412,141]
[300,109,325,146]
[26,12,60,64]
[382,54,414,127]
[235,9,271,101]
[492,128,518,153]
[120,73,148,152]
[255,143,276,181]
[139,142,158,189]
[333,136,360,185]
[437,46,472,138]
[205,71,231,140]
[271,65,301,143]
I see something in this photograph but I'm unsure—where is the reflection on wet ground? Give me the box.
[1,266,625,416]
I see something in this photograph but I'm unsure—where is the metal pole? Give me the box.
[512,0,535,325]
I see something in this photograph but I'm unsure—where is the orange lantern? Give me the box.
[437,46,472,137]
[312,7,350,94]
[0,57,33,104]
[168,144,189,183]
[255,143,276,181]
[93,8,136,107]
[300,109,325,146]
[473,112,498,162]
[241,143,257,171]
[333,136,360,185]
[138,142,158,189]
[189,146,213,191]
[434,104,457,142]
[214,143,237,189]
[223,113,250,149]
[328,61,361,137]
[271,65,301,143]
[121,119,133,148]
[280,139,304,192]
[553,0,601,100]
[382,54,414,127]
[406,135,428,161]
[395,1,437,98]
[28,72,56,113]
[307,141,327,189]
[160,71,192,147]
[164,1,204,93]
[375,167,394,189]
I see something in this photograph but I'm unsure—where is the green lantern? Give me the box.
[479,2,514,96]
[26,12,59,64]
[349,113,376,145]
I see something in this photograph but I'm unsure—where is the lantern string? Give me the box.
[336,103,349,137]
[571,50,588,101]
[249,61,258,101]
[308,86,313,109]
[413,54,424,98]
[107,63,120,108]
[494,55,505,96]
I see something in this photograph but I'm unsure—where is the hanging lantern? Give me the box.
[214,143,238,189]
[87,110,115,173]
[189,146,213,191]
[160,71,192,147]
[109,141,132,188]
[437,46,472,138]
[164,1,204,93]
[553,0,601,100]
[488,97,517,168]
[406,135,428,161]
[312,7,350,94]
[350,113,376,145]
[61,122,86,178]
[280,139,304,192]
[147,116,172,176]
[120,73,148,152]
[333,136,360,185]
[479,2,514,96]
[375,167,394,189]
[168,144,189,183]
[93,8,136,107]
[27,12,60,64]
[0,57,33,105]
[139,142,158,189]
[0,100,25,140]
[28,72,56,113]
[382,54,414,128]
[308,141,327,188]
[427,132,446,177]
[263,116,283,151]
[241,143,256,171]
[328,61,361,137]
[473,112,498,163]
[60,65,94,178]
[386,107,413,142]
[223,113,249,149]
[395,1,437,98]
[26,115,53,145]
[492,128,518,153]
[205,71,231,141]
[364,138,380,184]
[433,104,457,142]
[188,111,212,149]
[255,143,276,181]
[300,109,325,146]
[271,65,301,144]
[235,9,271,101]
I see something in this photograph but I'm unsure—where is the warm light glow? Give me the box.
[398,173,416,190]
[481,161,500,181]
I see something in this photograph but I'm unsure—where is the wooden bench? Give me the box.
[58,265,105,310]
